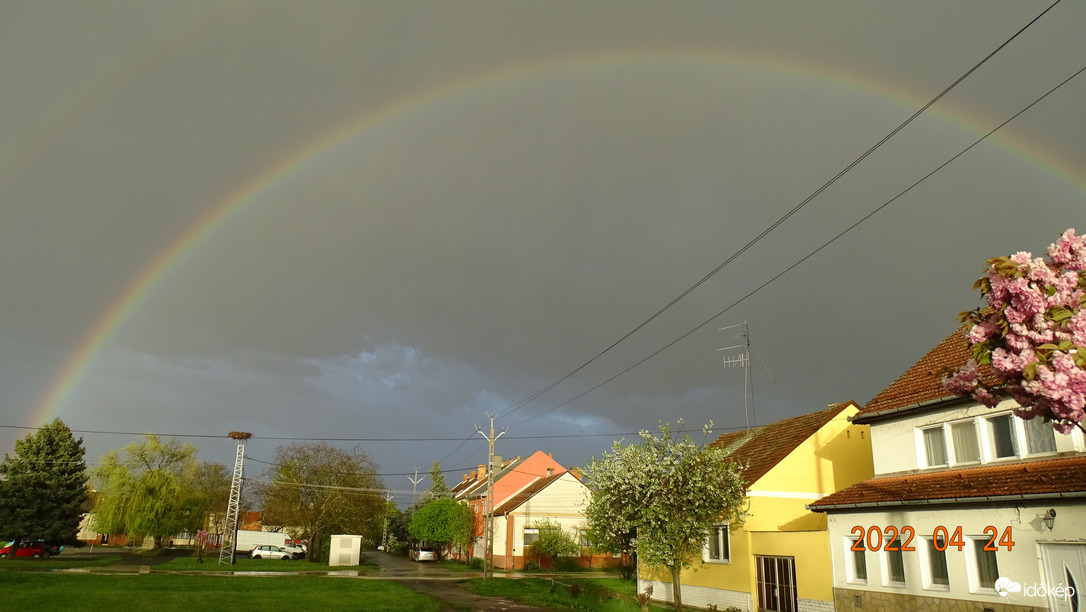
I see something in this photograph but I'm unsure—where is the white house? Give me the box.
[810,324,1086,612]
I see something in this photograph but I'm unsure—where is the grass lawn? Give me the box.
[463,576,674,611]
[0,572,440,611]
[155,555,376,572]
[0,555,121,570]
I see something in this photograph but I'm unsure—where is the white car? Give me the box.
[411,546,436,562]
[249,544,292,560]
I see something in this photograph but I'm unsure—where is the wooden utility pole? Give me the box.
[475,413,505,580]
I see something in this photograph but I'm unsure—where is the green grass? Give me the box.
[0,573,441,611]
[155,556,375,572]
[462,576,673,611]
[0,555,121,570]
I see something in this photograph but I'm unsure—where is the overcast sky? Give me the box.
[2,1,1084,503]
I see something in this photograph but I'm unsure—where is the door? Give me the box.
[1041,544,1084,612]
[756,555,798,612]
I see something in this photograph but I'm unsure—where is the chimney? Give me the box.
[547,467,554,477]
[462,473,469,482]
[492,455,503,470]
[570,468,583,481]
[478,464,486,479]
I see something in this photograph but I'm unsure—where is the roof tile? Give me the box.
[809,455,1086,508]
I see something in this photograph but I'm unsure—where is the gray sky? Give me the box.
[2,1,1084,502]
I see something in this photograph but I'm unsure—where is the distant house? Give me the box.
[639,402,874,612]
[809,323,1086,612]
[451,450,568,562]
[489,470,598,570]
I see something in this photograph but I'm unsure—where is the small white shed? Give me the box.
[329,534,363,566]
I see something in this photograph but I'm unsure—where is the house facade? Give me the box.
[639,402,874,612]
[450,450,568,561]
[810,324,1086,612]
[489,471,597,570]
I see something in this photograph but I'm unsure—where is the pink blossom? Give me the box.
[943,229,1085,433]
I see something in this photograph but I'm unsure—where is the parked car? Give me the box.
[249,544,292,560]
[411,546,436,562]
[0,541,49,558]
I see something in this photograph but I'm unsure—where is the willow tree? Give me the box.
[92,435,209,548]
[584,421,745,611]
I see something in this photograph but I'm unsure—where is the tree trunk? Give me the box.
[669,564,683,611]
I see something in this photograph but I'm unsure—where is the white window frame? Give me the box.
[846,537,867,584]
[702,523,730,564]
[966,536,999,594]
[920,536,950,591]
[523,527,539,547]
[918,411,1062,469]
[882,536,906,587]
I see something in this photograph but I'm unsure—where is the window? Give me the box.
[885,538,906,585]
[922,427,948,467]
[972,538,999,589]
[523,528,539,547]
[950,421,980,463]
[848,538,867,583]
[987,414,1019,459]
[924,536,949,588]
[704,523,730,563]
[1024,417,1058,454]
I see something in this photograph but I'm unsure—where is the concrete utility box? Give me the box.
[329,534,362,566]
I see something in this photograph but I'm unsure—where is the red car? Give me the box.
[0,542,50,558]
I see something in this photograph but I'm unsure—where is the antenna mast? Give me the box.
[719,322,755,428]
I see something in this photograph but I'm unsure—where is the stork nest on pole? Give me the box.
[228,431,252,440]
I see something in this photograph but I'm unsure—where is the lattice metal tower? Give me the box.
[219,431,251,566]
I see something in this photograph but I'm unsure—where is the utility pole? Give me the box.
[475,413,505,580]
[381,490,394,550]
[219,431,251,566]
[719,322,755,428]
[407,468,425,506]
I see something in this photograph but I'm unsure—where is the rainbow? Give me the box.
[31,50,1086,428]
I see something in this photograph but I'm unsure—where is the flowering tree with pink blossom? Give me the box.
[942,229,1086,434]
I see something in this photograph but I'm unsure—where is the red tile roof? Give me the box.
[709,402,857,487]
[809,455,1086,509]
[855,322,1000,422]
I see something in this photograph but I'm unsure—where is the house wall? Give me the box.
[870,398,1086,476]
[641,405,873,611]
[503,474,590,569]
[825,502,1086,610]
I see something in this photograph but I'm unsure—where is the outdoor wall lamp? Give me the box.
[1042,508,1057,530]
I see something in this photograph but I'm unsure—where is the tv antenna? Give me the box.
[719,322,755,429]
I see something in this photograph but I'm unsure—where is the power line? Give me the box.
[494,0,1062,423]
[0,423,643,443]
[511,61,1086,428]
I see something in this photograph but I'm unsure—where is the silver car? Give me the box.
[411,546,436,562]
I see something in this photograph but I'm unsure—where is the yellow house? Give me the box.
[639,402,873,612]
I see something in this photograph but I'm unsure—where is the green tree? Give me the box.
[408,497,474,561]
[92,435,205,548]
[259,442,384,563]
[426,461,451,500]
[584,420,745,611]
[527,519,580,568]
[0,419,88,556]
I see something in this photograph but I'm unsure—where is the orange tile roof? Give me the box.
[809,456,1086,509]
[855,322,1000,422]
[709,402,856,487]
